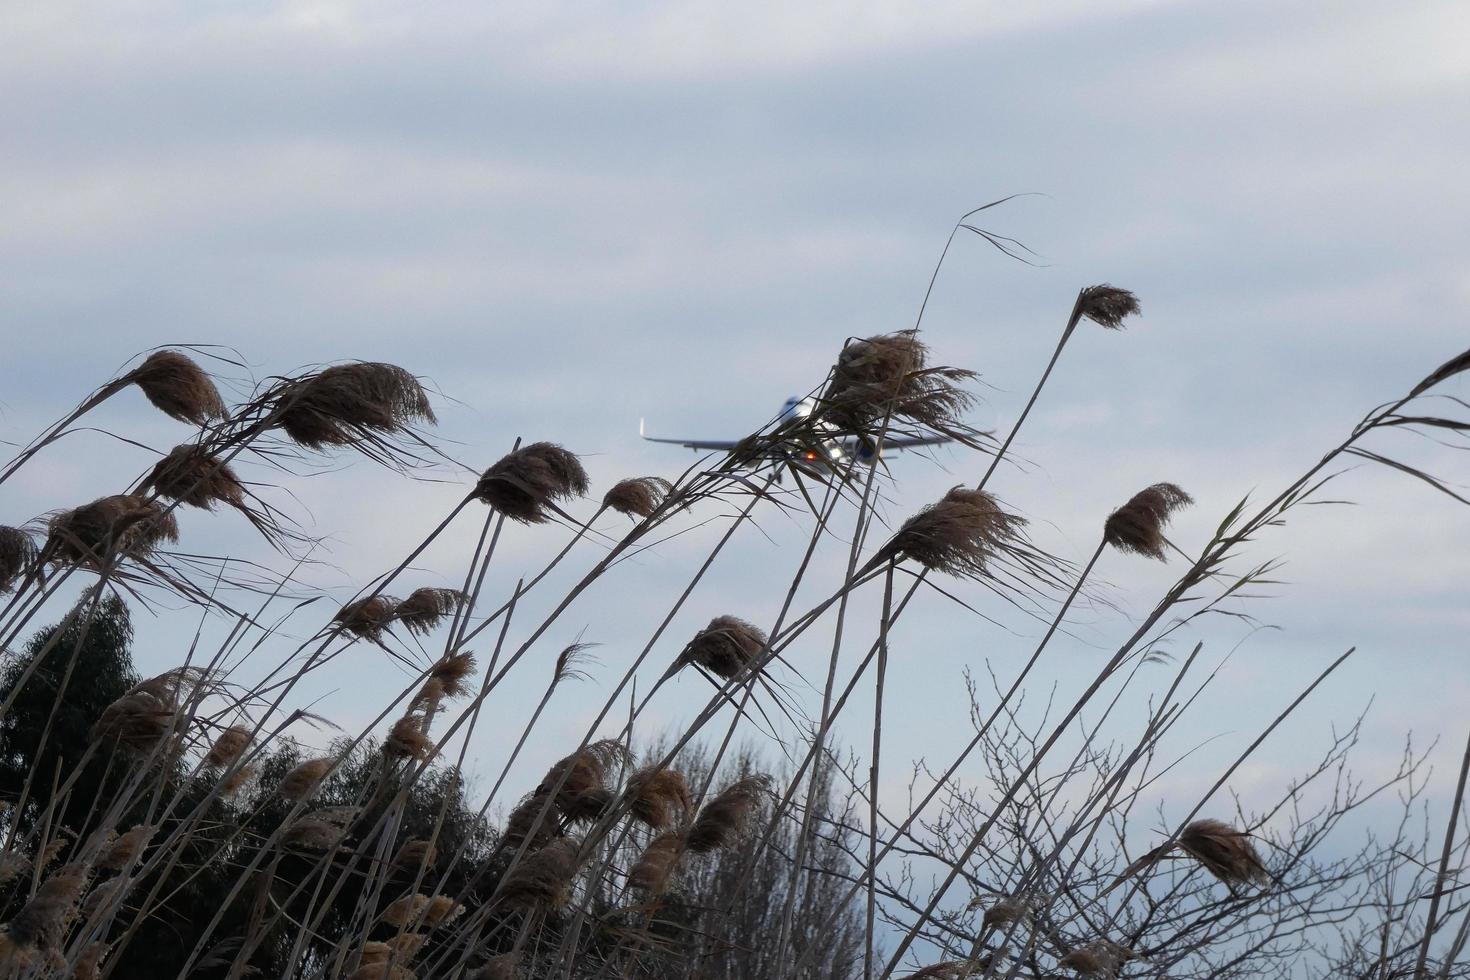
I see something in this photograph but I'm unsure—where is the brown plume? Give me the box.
[867,487,1025,579]
[92,687,180,755]
[384,711,435,762]
[392,838,438,874]
[1123,818,1272,887]
[502,792,561,852]
[47,495,179,568]
[603,477,673,518]
[395,587,464,635]
[0,526,38,593]
[125,351,227,424]
[381,893,461,929]
[1059,940,1133,975]
[474,442,589,523]
[501,838,581,909]
[335,595,400,641]
[272,362,435,449]
[627,767,693,830]
[687,775,768,853]
[674,615,767,680]
[427,651,477,698]
[204,725,251,769]
[99,826,152,872]
[1077,285,1140,330]
[901,965,966,980]
[537,741,628,821]
[75,942,107,980]
[628,831,685,894]
[283,816,344,851]
[0,862,88,965]
[819,331,978,437]
[279,757,333,801]
[143,444,246,510]
[468,952,520,980]
[1103,483,1193,560]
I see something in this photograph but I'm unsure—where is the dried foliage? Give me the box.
[500,838,582,910]
[335,594,400,641]
[627,766,693,830]
[203,724,251,769]
[473,442,589,523]
[98,826,152,872]
[1059,940,1133,976]
[1103,482,1193,560]
[467,951,520,980]
[628,830,685,894]
[819,331,978,439]
[279,757,333,801]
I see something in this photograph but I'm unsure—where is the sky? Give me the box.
[2,0,1469,932]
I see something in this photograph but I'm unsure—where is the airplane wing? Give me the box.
[845,433,954,453]
[640,419,744,451]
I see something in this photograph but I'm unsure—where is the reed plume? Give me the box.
[604,476,673,518]
[427,650,477,698]
[1059,940,1132,976]
[381,893,461,928]
[384,711,434,762]
[0,526,37,593]
[1077,285,1140,330]
[672,615,767,680]
[124,350,227,424]
[46,495,179,568]
[468,952,520,980]
[75,941,107,980]
[279,757,333,801]
[1124,818,1270,887]
[272,362,435,449]
[627,766,693,830]
[143,444,246,510]
[284,815,346,851]
[902,965,965,979]
[92,687,180,756]
[394,587,464,635]
[0,862,88,970]
[203,725,251,769]
[99,826,152,872]
[629,830,685,894]
[392,839,437,873]
[501,838,581,910]
[818,331,978,438]
[474,442,589,523]
[537,741,628,821]
[687,775,768,853]
[1103,483,1193,560]
[863,487,1025,578]
[335,595,400,641]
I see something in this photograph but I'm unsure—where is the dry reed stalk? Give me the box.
[1077,285,1141,329]
[626,767,693,830]
[628,831,685,895]
[124,350,227,424]
[672,615,767,680]
[687,775,768,853]
[1103,483,1193,560]
[603,477,673,518]
[863,487,1025,578]
[394,587,465,635]
[272,362,434,448]
[0,526,38,592]
[473,442,588,523]
[46,494,179,568]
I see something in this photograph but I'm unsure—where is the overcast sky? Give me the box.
[2,0,1468,904]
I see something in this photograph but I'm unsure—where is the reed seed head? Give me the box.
[279,757,333,801]
[687,775,768,853]
[204,725,251,769]
[501,838,581,910]
[474,442,589,523]
[392,838,438,873]
[143,444,246,510]
[627,767,693,830]
[47,495,179,569]
[335,594,400,641]
[1059,940,1133,976]
[99,826,152,872]
[395,587,464,635]
[428,651,477,698]
[127,351,227,424]
[284,816,345,851]
[1177,818,1269,886]
[1103,483,1193,560]
[675,615,767,680]
[468,952,520,980]
[629,831,686,895]
[1077,285,1140,330]
[0,526,38,593]
[819,331,978,437]
[875,487,1025,579]
[603,477,673,518]
[273,362,435,449]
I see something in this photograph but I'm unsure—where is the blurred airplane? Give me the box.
[640,395,950,476]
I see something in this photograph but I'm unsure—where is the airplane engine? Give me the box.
[855,437,881,463]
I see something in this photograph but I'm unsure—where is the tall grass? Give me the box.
[0,230,1467,979]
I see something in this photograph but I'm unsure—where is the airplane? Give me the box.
[640,395,952,477]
